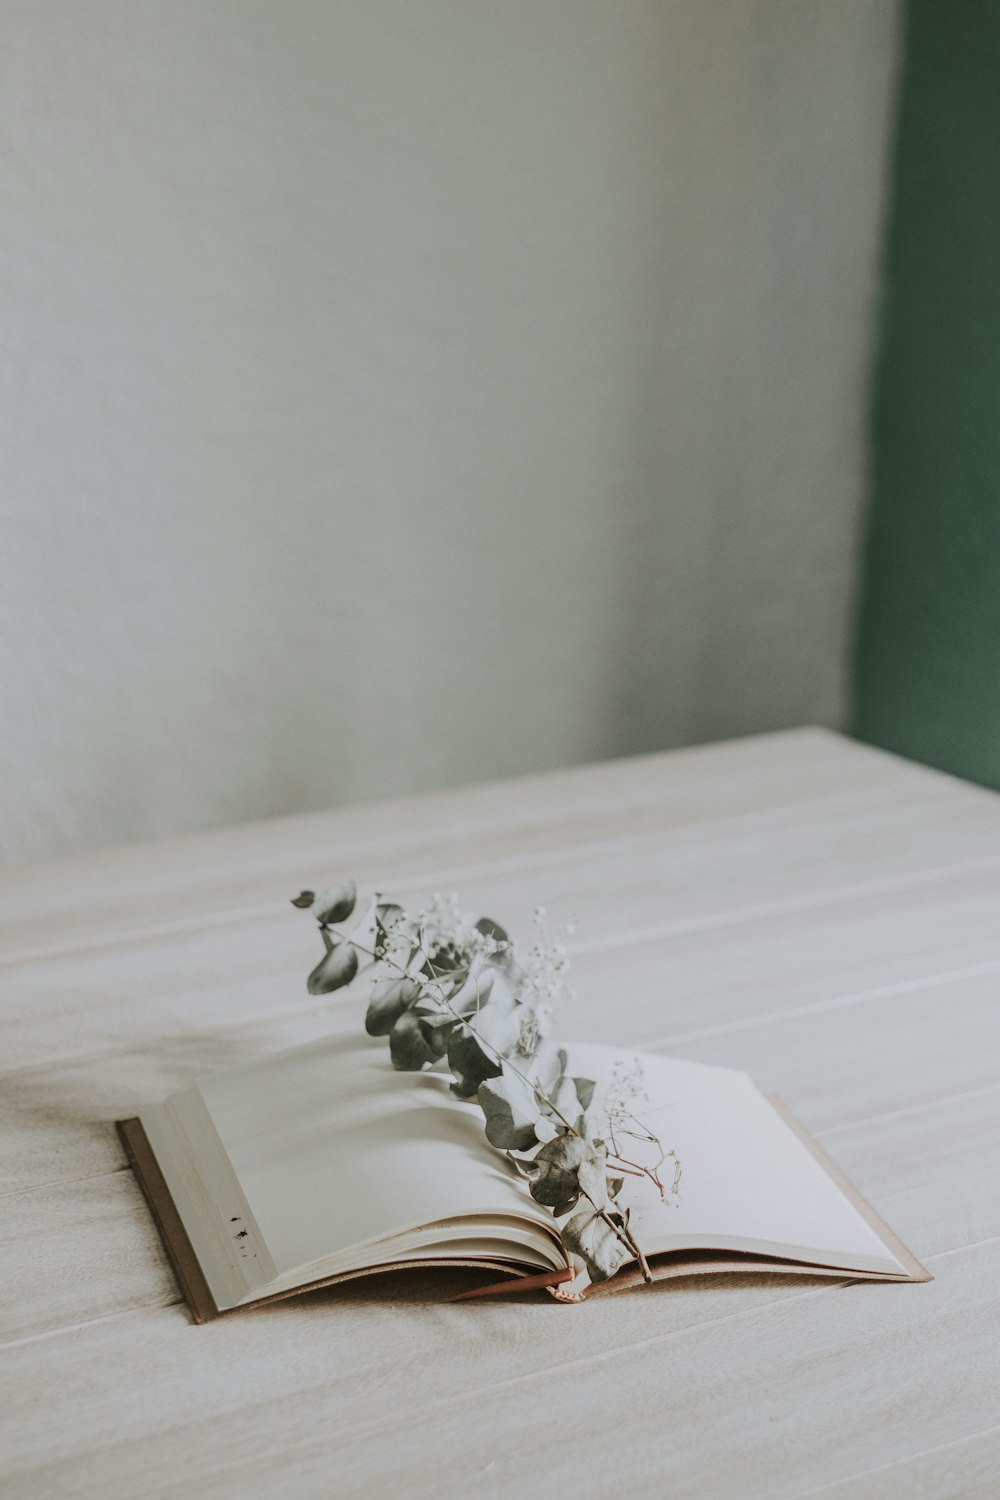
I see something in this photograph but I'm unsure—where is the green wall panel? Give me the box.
[853,0,1000,789]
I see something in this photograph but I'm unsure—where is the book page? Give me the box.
[197,1031,559,1277]
[563,1045,906,1274]
[246,1220,566,1302]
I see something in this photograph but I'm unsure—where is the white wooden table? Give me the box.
[3,728,999,1499]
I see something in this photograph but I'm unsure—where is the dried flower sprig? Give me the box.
[292,879,677,1284]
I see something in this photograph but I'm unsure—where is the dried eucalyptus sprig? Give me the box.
[292,878,676,1284]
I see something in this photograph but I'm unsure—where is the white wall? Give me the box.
[0,0,900,868]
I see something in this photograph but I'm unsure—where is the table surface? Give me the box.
[2,727,999,1500]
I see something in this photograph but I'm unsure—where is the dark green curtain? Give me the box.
[853,0,1000,789]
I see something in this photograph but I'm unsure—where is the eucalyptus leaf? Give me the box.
[474,915,509,947]
[375,901,404,930]
[417,1012,459,1056]
[447,1025,502,1099]
[422,942,465,976]
[389,1010,438,1071]
[411,963,491,1066]
[551,1071,587,1125]
[306,940,359,995]
[374,902,413,958]
[478,915,521,979]
[478,1067,542,1150]
[365,976,421,1036]
[573,1077,596,1113]
[528,1136,608,1216]
[562,1207,630,1282]
[313,879,357,926]
[448,964,496,1015]
[576,1141,608,1210]
[527,1042,564,1097]
[527,1133,587,1216]
[445,981,517,1096]
[524,1048,586,1133]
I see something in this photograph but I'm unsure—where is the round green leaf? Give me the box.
[562,1207,630,1282]
[527,1133,587,1215]
[478,1068,541,1150]
[306,940,359,995]
[389,1009,438,1071]
[313,879,357,926]
[365,976,420,1036]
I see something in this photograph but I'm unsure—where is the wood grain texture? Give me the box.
[1,728,997,1498]
[797,1426,1000,1499]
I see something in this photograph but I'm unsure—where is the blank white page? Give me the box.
[197,1031,550,1276]
[563,1045,905,1273]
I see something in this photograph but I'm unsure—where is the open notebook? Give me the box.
[119,1034,929,1320]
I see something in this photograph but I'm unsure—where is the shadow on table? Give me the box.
[256,1265,860,1316]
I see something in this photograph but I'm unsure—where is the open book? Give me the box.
[119,1033,929,1321]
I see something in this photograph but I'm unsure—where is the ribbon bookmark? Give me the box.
[451,1266,576,1301]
